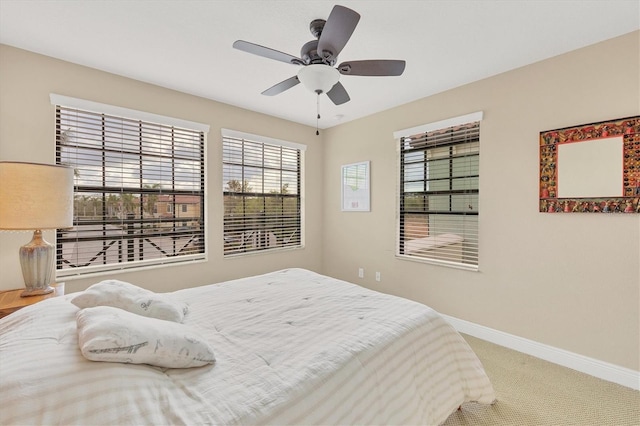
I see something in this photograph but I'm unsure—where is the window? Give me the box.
[395,112,482,270]
[52,94,208,277]
[222,129,304,255]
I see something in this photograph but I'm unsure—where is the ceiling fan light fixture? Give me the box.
[297,64,340,94]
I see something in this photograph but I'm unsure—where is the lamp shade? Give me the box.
[297,64,340,94]
[0,162,74,230]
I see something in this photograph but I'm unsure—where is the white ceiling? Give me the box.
[1,1,638,129]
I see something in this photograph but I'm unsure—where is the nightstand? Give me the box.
[0,284,64,319]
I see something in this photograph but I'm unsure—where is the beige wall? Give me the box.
[1,32,638,372]
[0,44,324,294]
[322,31,640,371]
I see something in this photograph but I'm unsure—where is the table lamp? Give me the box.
[0,162,74,297]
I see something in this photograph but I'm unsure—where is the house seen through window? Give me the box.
[53,96,208,276]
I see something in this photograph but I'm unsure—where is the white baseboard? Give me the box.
[441,314,640,391]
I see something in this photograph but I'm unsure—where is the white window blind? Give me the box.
[54,102,207,277]
[396,114,481,270]
[222,130,304,256]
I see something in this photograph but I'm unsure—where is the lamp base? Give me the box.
[19,230,56,298]
[20,286,54,298]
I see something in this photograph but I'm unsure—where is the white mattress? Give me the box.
[0,268,495,425]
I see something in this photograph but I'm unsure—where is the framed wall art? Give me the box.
[341,161,370,212]
[539,116,640,213]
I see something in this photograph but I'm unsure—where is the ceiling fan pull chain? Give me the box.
[316,92,320,136]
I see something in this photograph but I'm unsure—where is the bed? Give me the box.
[0,268,495,425]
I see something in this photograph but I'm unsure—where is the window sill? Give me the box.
[395,253,479,272]
[224,245,304,259]
[57,255,207,281]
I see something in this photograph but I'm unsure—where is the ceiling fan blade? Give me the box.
[261,76,300,96]
[326,82,350,105]
[233,40,303,65]
[317,5,360,60]
[338,60,406,76]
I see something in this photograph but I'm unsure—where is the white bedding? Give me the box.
[0,268,495,425]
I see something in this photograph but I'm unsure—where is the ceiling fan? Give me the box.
[232,4,406,106]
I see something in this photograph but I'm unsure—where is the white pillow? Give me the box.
[71,279,188,323]
[76,306,215,368]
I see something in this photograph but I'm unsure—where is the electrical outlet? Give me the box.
[375,272,381,282]
[358,268,364,279]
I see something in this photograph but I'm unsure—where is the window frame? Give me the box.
[51,94,209,279]
[394,112,482,271]
[221,129,305,257]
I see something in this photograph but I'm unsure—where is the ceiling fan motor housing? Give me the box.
[301,39,336,66]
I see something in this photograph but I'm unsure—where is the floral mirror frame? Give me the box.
[539,116,640,213]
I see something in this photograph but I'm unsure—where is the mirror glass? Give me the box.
[557,136,623,198]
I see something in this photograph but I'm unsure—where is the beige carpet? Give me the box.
[442,334,640,426]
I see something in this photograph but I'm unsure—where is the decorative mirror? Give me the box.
[539,116,640,213]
